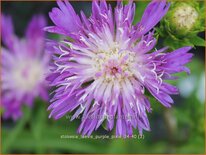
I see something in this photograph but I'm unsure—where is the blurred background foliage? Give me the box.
[1,1,205,154]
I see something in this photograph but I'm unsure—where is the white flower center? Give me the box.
[173,4,198,30]
[92,43,136,82]
[12,59,44,92]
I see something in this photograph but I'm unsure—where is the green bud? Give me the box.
[170,3,198,34]
[166,1,203,35]
[156,1,205,49]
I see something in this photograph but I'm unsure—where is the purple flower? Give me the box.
[46,0,193,137]
[1,14,50,120]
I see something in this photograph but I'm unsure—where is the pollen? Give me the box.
[12,59,44,91]
[92,45,136,81]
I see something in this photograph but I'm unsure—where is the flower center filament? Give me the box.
[12,59,44,91]
[93,45,136,82]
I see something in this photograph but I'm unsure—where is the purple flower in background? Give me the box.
[46,0,193,137]
[1,15,50,120]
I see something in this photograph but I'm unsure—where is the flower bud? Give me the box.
[167,2,201,35]
[156,1,205,48]
[171,3,198,32]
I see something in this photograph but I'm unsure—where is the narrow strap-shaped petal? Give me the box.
[1,14,16,51]
[26,15,46,56]
[47,0,81,36]
[135,0,170,36]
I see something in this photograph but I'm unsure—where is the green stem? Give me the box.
[2,107,31,153]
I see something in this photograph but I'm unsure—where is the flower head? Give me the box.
[166,2,201,35]
[156,1,205,48]
[1,14,50,120]
[172,4,198,30]
[46,0,193,136]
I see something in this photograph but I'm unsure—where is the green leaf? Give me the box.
[2,106,31,153]
[164,37,194,50]
[30,100,47,153]
[2,126,106,153]
[189,35,205,47]
[107,139,128,153]
[133,1,149,24]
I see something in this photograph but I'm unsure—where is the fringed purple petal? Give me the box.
[26,15,46,56]
[47,0,81,36]
[1,14,17,51]
[136,0,170,36]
